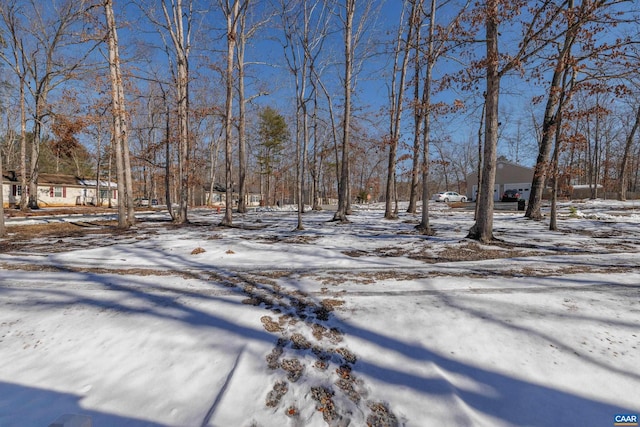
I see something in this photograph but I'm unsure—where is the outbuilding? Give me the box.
[466,160,534,202]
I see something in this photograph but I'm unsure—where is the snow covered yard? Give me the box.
[0,200,639,427]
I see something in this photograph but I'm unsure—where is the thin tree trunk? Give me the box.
[549,106,564,231]
[333,0,354,222]
[104,0,130,228]
[236,8,247,214]
[161,0,191,224]
[526,0,578,220]
[297,100,308,229]
[28,98,43,209]
[385,0,415,220]
[165,99,173,219]
[0,147,5,237]
[593,100,600,199]
[619,105,640,201]
[311,85,321,210]
[19,74,27,210]
[121,85,135,226]
[473,102,485,221]
[407,6,422,215]
[417,0,436,234]
[221,0,240,226]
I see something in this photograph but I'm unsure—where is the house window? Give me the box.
[100,189,115,199]
[13,185,22,196]
[49,186,65,198]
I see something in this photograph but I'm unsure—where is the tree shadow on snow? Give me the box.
[2,216,639,427]
[0,381,165,427]
[341,317,637,427]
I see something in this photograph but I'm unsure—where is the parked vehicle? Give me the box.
[432,191,467,203]
[501,189,521,202]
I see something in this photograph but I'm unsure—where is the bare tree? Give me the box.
[235,2,269,214]
[526,0,621,220]
[0,145,5,237]
[332,0,375,222]
[220,0,245,226]
[549,67,576,230]
[384,0,415,220]
[0,1,28,210]
[279,0,329,229]
[619,103,640,201]
[468,0,567,242]
[235,3,249,214]
[157,0,193,223]
[104,0,135,228]
[22,0,98,209]
[331,0,354,222]
[416,0,470,233]
[1,0,97,210]
[406,0,424,215]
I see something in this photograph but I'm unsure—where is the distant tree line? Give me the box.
[0,0,638,239]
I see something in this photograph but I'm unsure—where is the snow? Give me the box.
[0,200,639,427]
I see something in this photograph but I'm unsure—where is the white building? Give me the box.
[465,160,534,201]
[2,172,118,208]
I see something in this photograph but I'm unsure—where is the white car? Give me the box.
[432,191,467,203]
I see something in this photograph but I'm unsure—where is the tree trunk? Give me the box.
[236,8,247,214]
[385,0,415,220]
[473,102,485,221]
[19,74,27,210]
[28,97,43,209]
[618,105,640,201]
[526,0,578,220]
[161,0,191,224]
[311,87,321,210]
[297,100,308,230]
[333,0,354,222]
[407,17,421,215]
[417,0,436,234]
[221,0,239,226]
[165,99,174,219]
[104,0,130,228]
[0,147,5,237]
[468,0,499,243]
[549,106,564,231]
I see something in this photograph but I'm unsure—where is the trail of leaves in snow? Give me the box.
[214,270,401,426]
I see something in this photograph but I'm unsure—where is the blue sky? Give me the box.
[3,0,637,173]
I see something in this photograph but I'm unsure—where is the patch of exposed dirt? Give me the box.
[428,242,536,262]
[0,221,138,254]
[255,235,320,244]
[345,241,546,264]
[343,250,368,258]
[3,207,118,218]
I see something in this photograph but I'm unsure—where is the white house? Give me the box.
[2,171,118,208]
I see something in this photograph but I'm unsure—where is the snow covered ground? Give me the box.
[0,200,638,427]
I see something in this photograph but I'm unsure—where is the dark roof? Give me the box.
[38,173,82,186]
[1,171,97,187]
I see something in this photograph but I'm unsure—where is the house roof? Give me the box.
[495,159,534,172]
[39,173,81,186]
[466,160,534,180]
[465,160,535,189]
[2,171,117,188]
